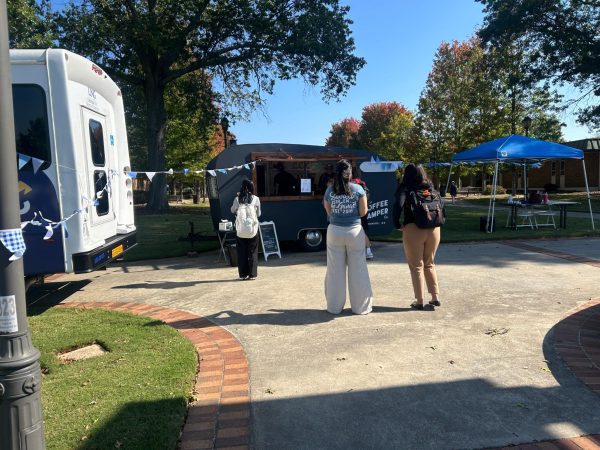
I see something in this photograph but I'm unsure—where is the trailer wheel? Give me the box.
[299,229,325,252]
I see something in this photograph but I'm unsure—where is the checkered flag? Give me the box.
[0,228,27,261]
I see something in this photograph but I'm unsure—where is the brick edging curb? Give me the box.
[57,302,250,450]
[554,298,600,396]
[501,240,600,269]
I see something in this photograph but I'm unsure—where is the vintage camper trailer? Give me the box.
[10,49,136,281]
[207,143,397,250]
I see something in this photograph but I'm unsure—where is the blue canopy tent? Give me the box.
[445,134,595,232]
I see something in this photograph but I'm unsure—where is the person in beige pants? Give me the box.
[393,164,442,310]
[323,160,373,315]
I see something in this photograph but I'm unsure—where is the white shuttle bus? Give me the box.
[10,49,136,282]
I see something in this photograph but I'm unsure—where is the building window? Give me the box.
[89,119,106,166]
[551,162,556,176]
[94,171,109,216]
[12,84,51,169]
[560,161,565,176]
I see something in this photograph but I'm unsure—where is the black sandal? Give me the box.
[429,299,441,307]
[410,302,424,310]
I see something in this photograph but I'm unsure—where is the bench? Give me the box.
[457,187,482,197]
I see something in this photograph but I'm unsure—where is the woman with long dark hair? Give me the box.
[393,164,442,310]
[322,159,373,314]
[231,178,261,280]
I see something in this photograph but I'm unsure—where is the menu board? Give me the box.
[258,221,281,261]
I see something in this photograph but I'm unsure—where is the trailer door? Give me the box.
[81,107,115,232]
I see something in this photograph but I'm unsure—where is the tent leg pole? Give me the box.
[444,164,453,196]
[582,160,595,230]
[487,161,499,233]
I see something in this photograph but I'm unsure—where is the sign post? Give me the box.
[0,2,46,448]
[258,221,281,261]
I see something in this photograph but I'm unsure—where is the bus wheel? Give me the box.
[299,229,325,252]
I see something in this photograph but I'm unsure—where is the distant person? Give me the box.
[318,163,335,194]
[352,170,374,260]
[449,181,458,204]
[393,164,442,310]
[323,159,373,315]
[273,163,297,196]
[231,179,261,280]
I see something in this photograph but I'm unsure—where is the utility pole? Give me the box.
[0,1,46,448]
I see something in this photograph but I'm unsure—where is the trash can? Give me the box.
[479,216,495,232]
[192,194,199,204]
[226,243,237,267]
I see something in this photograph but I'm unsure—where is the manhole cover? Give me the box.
[58,343,107,363]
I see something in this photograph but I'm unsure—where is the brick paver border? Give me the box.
[501,240,600,269]
[57,302,250,450]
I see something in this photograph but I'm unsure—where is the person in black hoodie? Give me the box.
[393,164,442,310]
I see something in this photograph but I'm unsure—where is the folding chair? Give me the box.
[515,207,537,229]
[534,205,557,229]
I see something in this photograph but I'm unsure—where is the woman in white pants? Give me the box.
[323,160,373,315]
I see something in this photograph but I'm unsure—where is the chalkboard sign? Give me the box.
[258,221,281,261]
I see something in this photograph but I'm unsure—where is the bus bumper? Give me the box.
[72,231,137,273]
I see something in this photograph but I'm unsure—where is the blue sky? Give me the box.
[232,0,591,146]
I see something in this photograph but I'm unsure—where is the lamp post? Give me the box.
[0,1,46,448]
[220,116,229,149]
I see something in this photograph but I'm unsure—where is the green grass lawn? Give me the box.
[124,203,219,261]
[29,307,197,450]
[374,203,600,243]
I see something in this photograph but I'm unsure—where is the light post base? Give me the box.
[0,331,45,450]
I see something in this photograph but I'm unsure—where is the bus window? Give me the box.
[89,119,106,166]
[94,171,109,216]
[12,84,51,170]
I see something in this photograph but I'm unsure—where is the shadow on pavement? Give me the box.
[26,280,92,315]
[75,376,600,450]
[111,278,242,289]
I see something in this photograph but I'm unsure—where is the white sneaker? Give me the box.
[366,248,374,260]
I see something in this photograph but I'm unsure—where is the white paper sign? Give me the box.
[0,295,18,333]
[300,178,311,193]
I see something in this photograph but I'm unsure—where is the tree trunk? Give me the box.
[145,81,169,211]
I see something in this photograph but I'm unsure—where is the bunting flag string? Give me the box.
[124,160,258,180]
[15,152,259,180]
[0,228,27,261]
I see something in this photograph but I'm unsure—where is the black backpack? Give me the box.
[409,189,446,229]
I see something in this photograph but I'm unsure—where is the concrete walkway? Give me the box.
[29,237,600,449]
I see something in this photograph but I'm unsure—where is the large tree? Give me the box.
[356,102,414,162]
[478,0,600,132]
[416,38,564,189]
[56,0,365,210]
[325,117,360,148]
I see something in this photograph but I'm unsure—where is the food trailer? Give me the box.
[206,143,397,250]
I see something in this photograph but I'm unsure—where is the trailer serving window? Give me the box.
[12,84,51,170]
[251,152,366,201]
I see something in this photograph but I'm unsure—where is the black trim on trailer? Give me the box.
[72,231,137,273]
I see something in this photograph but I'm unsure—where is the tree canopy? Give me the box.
[326,102,415,162]
[325,117,360,148]
[7,0,55,48]
[478,0,600,131]
[56,0,365,210]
